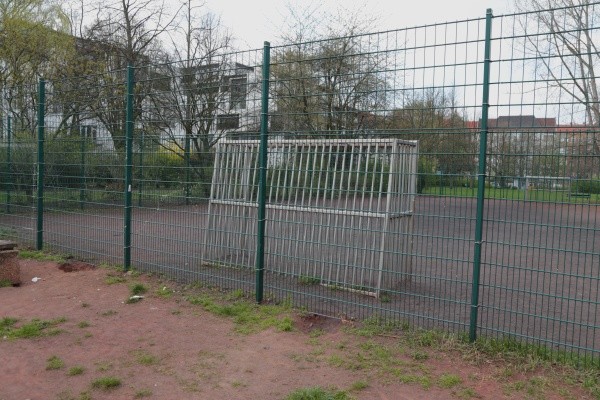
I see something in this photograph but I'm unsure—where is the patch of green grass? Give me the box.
[412,351,429,361]
[438,373,462,389]
[46,355,65,370]
[0,279,13,287]
[67,366,85,376]
[18,250,66,262]
[298,275,321,285]
[54,390,91,400]
[394,372,432,389]
[130,283,148,295]
[457,387,478,399]
[155,285,173,298]
[346,316,406,337]
[0,317,18,332]
[133,350,158,366]
[410,329,444,347]
[1,317,66,339]
[100,310,117,317]
[91,376,121,390]
[227,288,245,300]
[349,381,369,391]
[78,392,92,400]
[104,275,126,285]
[284,386,352,400]
[277,316,294,332]
[77,321,90,328]
[134,389,153,398]
[186,293,293,334]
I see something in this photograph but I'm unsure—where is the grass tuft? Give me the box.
[133,350,158,366]
[91,376,121,390]
[438,373,462,389]
[46,355,65,370]
[1,317,65,339]
[68,366,85,376]
[284,386,352,400]
[0,279,13,287]
[18,250,65,262]
[130,283,148,295]
[186,292,293,334]
[298,275,321,285]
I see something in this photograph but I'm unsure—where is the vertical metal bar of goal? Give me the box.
[256,41,271,303]
[469,8,493,342]
[124,65,135,271]
[36,79,46,251]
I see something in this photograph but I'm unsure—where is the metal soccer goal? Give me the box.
[201,138,419,297]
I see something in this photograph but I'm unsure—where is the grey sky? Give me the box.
[201,0,512,48]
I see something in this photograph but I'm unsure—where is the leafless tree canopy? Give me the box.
[516,0,600,154]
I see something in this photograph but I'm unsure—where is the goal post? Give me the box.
[202,138,419,297]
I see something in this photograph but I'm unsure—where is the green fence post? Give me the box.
[36,79,46,251]
[80,129,86,210]
[5,115,11,213]
[469,9,493,342]
[256,41,271,303]
[124,65,135,271]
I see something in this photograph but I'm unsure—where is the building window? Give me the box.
[230,76,247,110]
[80,125,97,141]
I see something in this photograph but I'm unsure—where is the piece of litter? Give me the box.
[127,295,144,304]
[31,277,40,283]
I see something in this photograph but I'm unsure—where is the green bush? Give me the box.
[572,179,600,194]
[417,156,438,193]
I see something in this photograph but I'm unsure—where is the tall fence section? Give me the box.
[2,5,600,363]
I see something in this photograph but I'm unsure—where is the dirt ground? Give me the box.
[0,258,592,400]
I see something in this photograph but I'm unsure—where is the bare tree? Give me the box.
[386,90,476,178]
[138,1,263,196]
[157,1,237,154]
[86,0,178,66]
[515,0,600,156]
[70,0,180,154]
[271,3,388,137]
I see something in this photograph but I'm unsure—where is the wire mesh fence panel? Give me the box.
[266,19,486,329]
[0,86,38,245]
[39,71,128,265]
[478,6,600,361]
[130,49,264,290]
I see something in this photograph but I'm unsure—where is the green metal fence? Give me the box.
[1,4,600,364]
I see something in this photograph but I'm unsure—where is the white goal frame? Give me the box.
[201,138,419,297]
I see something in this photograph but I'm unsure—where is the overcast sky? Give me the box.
[200,0,512,48]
